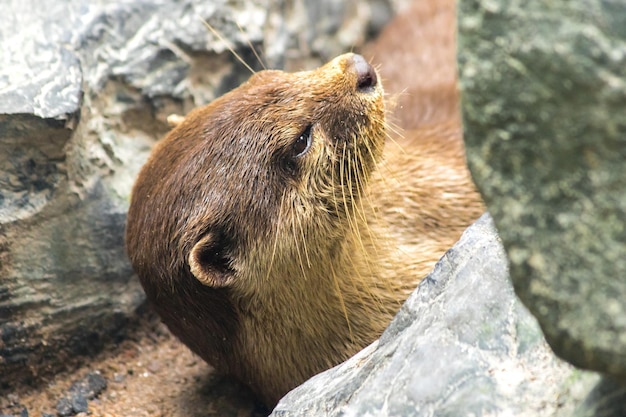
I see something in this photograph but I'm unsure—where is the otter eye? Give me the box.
[293,125,312,157]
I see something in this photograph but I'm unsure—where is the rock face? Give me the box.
[0,0,393,388]
[458,0,626,382]
[573,377,626,417]
[271,215,602,417]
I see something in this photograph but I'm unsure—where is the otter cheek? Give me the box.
[188,233,235,288]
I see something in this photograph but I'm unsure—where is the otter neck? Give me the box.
[230,210,407,407]
[243,212,401,343]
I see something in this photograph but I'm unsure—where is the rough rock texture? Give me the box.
[0,0,394,389]
[458,0,626,382]
[55,372,107,416]
[271,215,603,417]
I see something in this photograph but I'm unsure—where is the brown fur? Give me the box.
[126,1,483,408]
[363,0,460,130]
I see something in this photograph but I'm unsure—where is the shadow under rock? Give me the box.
[178,372,270,417]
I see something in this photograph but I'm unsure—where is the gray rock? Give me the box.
[66,372,107,401]
[0,0,394,387]
[271,215,599,417]
[55,398,73,417]
[573,377,626,417]
[67,393,88,415]
[458,0,626,380]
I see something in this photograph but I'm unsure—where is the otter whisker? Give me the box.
[346,150,369,254]
[346,148,388,313]
[357,120,395,223]
[353,139,380,251]
[200,18,256,74]
[346,147,371,264]
[355,124,407,310]
[340,145,380,312]
[265,189,287,284]
[330,148,342,218]
[339,145,356,233]
[290,200,308,281]
[329,260,355,345]
[352,133,372,225]
[235,21,267,70]
[370,127,403,190]
[338,145,362,277]
[384,121,406,152]
[295,199,312,269]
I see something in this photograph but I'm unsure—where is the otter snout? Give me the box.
[324,53,380,94]
[349,54,378,92]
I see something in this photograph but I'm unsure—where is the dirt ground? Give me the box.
[0,310,269,417]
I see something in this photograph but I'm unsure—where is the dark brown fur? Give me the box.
[126,1,483,408]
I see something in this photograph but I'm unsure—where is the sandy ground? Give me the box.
[0,311,268,417]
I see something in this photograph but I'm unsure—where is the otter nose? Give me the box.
[349,54,378,92]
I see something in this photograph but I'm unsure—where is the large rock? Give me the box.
[573,377,626,417]
[458,0,626,381]
[271,215,606,417]
[0,0,394,388]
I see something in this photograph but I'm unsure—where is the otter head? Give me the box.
[127,52,383,351]
[127,53,384,297]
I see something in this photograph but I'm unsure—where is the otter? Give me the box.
[125,53,483,408]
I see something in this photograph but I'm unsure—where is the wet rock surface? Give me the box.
[458,0,626,382]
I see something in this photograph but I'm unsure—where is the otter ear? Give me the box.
[188,233,235,288]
